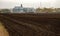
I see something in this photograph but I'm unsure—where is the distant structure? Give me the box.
[21,4,23,8]
[12,4,35,13]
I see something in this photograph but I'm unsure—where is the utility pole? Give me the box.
[40,2,42,8]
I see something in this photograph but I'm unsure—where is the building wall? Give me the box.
[12,6,35,13]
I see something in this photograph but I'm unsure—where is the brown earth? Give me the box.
[0,22,9,36]
[0,13,60,36]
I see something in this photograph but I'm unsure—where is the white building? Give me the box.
[12,4,35,13]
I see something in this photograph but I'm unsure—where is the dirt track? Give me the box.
[0,22,9,36]
[0,13,60,36]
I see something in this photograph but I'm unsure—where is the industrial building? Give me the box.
[13,4,35,13]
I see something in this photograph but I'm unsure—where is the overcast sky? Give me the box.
[0,0,60,9]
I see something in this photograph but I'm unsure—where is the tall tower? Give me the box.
[21,4,23,7]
